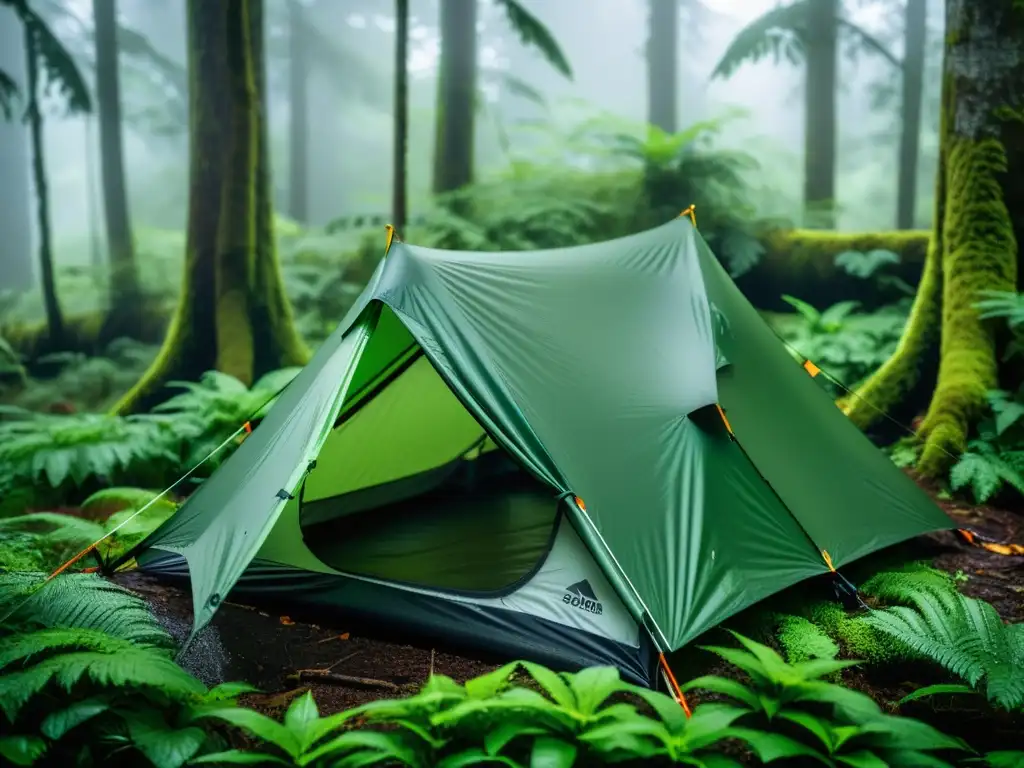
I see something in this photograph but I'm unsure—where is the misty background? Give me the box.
[0,0,944,278]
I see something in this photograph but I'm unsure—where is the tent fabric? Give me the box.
[130,215,954,668]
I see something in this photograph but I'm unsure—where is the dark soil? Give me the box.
[113,570,497,716]
[111,479,1024,751]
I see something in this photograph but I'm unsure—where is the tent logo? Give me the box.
[563,580,603,615]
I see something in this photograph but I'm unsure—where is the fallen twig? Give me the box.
[295,670,400,692]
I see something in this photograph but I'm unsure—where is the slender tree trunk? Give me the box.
[803,0,838,228]
[93,0,144,332]
[392,0,408,233]
[114,0,307,414]
[24,21,66,347]
[0,3,33,292]
[896,0,926,229]
[846,0,1023,477]
[646,0,678,133]
[432,0,476,196]
[286,0,307,223]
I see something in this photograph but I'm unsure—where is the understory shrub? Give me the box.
[192,632,974,767]
[0,367,298,516]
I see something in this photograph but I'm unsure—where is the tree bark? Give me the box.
[0,4,33,293]
[392,0,408,233]
[113,0,307,415]
[432,0,476,196]
[93,0,144,333]
[803,0,838,228]
[846,0,1023,477]
[286,0,308,223]
[24,19,66,347]
[896,0,927,229]
[646,0,678,133]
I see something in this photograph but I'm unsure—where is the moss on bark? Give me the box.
[112,0,307,415]
[735,228,929,311]
[848,0,1023,478]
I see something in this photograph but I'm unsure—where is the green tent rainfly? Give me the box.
[125,216,953,686]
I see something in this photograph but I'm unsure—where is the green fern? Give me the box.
[862,586,1024,710]
[859,562,957,603]
[950,442,1024,503]
[0,408,179,506]
[0,514,105,572]
[0,628,205,721]
[0,572,174,648]
[150,368,299,472]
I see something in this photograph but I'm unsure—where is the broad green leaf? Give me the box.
[679,703,749,751]
[531,736,577,768]
[437,748,524,768]
[299,730,417,767]
[623,684,689,732]
[124,716,208,768]
[777,709,834,750]
[728,631,798,682]
[0,735,47,766]
[791,658,862,681]
[981,751,1024,768]
[567,666,622,716]
[579,716,671,750]
[40,697,110,739]
[681,675,759,710]
[697,646,769,686]
[391,719,445,749]
[465,662,519,699]
[190,750,292,765]
[284,691,320,753]
[193,707,301,757]
[203,681,261,701]
[484,721,546,756]
[855,715,970,752]
[897,684,976,706]
[727,726,827,764]
[794,681,882,721]
[521,662,577,709]
[837,751,890,768]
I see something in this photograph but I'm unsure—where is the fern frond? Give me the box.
[863,590,1024,710]
[859,564,956,605]
[0,627,140,670]
[0,572,174,648]
[0,644,205,721]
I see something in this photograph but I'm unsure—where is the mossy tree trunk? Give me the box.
[896,0,926,229]
[93,0,144,335]
[0,4,33,293]
[113,0,307,415]
[23,15,66,348]
[803,0,838,228]
[845,0,1023,477]
[432,0,476,195]
[392,0,408,233]
[646,0,677,134]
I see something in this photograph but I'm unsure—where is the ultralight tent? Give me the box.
[122,216,953,687]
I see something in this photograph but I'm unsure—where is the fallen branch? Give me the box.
[294,670,401,692]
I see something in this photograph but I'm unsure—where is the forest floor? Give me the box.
[110,474,1024,751]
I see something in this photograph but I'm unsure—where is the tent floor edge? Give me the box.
[133,550,658,688]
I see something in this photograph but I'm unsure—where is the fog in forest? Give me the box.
[0,0,943,279]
